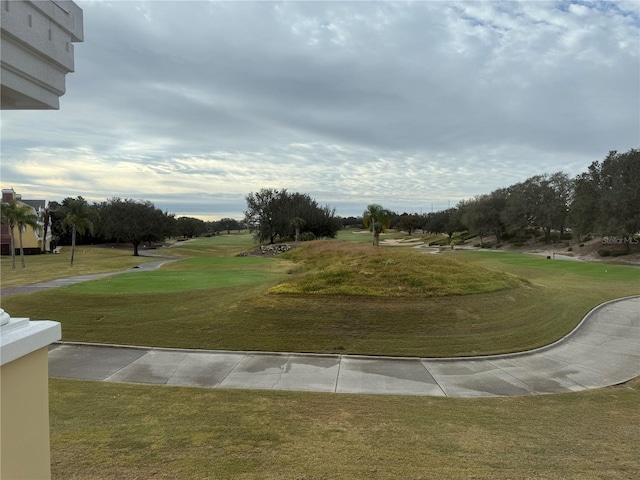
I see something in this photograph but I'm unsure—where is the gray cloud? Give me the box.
[1,0,638,219]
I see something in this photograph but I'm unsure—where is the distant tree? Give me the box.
[363,204,392,246]
[245,189,340,244]
[568,164,600,241]
[502,173,573,244]
[461,189,507,245]
[594,149,640,249]
[1,200,39,269]
[98,198,174,256]
[547,171,573,236]
[218,218,241,234]
[245,188,282,244]
[60,196,95,266]
[341,216,362,228]
[394,213,420,234]
[291,217,306,242]
[422,208,463,244]
[175,216,207,238]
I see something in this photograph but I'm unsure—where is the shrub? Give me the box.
[611,250,630,257]
[298,232,316,242]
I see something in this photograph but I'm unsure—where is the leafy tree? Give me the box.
[245,189,340,244]
[1,200,39,269]
[422,208,463,244]
[595,149,640,248]
[245,188,283,244]
[98,198,174,256]
[341,216,362,228]
[363,204,392,246]
[461,197,489,245]
[568,164,600,241]
[501,174,571,244]
[567,149,639,247]
[217,218,241,234]
[461,189,507,245]
[60,196,95,266]
[175,216,207,238]
[394,213,420,234]
[547,171,573,237]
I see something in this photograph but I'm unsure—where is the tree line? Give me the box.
[1,195,247,267]
[356,148,640,248]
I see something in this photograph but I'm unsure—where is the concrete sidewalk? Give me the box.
[49,296,640,397]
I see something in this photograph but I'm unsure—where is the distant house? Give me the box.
[1,188,52,254]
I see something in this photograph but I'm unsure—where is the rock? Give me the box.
[237,243,297,257]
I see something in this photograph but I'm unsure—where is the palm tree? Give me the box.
[61,197,95,266]
[363,203,392,246]
[1,200,39,269]
[290,217,306,242]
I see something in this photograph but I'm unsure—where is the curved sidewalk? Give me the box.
[48,296,640,397]
[1,256,177,297]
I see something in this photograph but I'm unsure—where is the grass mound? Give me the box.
[270,241,525,297]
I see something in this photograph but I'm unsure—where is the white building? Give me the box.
[1,0,84,109]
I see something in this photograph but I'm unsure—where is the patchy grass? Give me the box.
[50,377,640,480]
[271,241,525,297]
[3,239,638,356]
[0,246,159,288]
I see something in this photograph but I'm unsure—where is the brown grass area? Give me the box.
[50,378,640,479]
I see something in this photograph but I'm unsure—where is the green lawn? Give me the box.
[0,246,159,287]
[70,256,285,294]
[2,237,638,357]
[50,377,640,480]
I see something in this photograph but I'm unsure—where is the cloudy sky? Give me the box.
[2,0,639,220]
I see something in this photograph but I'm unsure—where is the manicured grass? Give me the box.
[50,377,640,479]
[168,232,256,257]
[0,246,159,288]
[71,256,287,294]
[3,238,637,356]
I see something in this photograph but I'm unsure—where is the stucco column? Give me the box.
[1,309,61,480]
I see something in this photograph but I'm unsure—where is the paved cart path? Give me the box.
[1,254,177,297]
[48,296,640,397]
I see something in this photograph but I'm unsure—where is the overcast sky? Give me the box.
[2,0,639,220]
